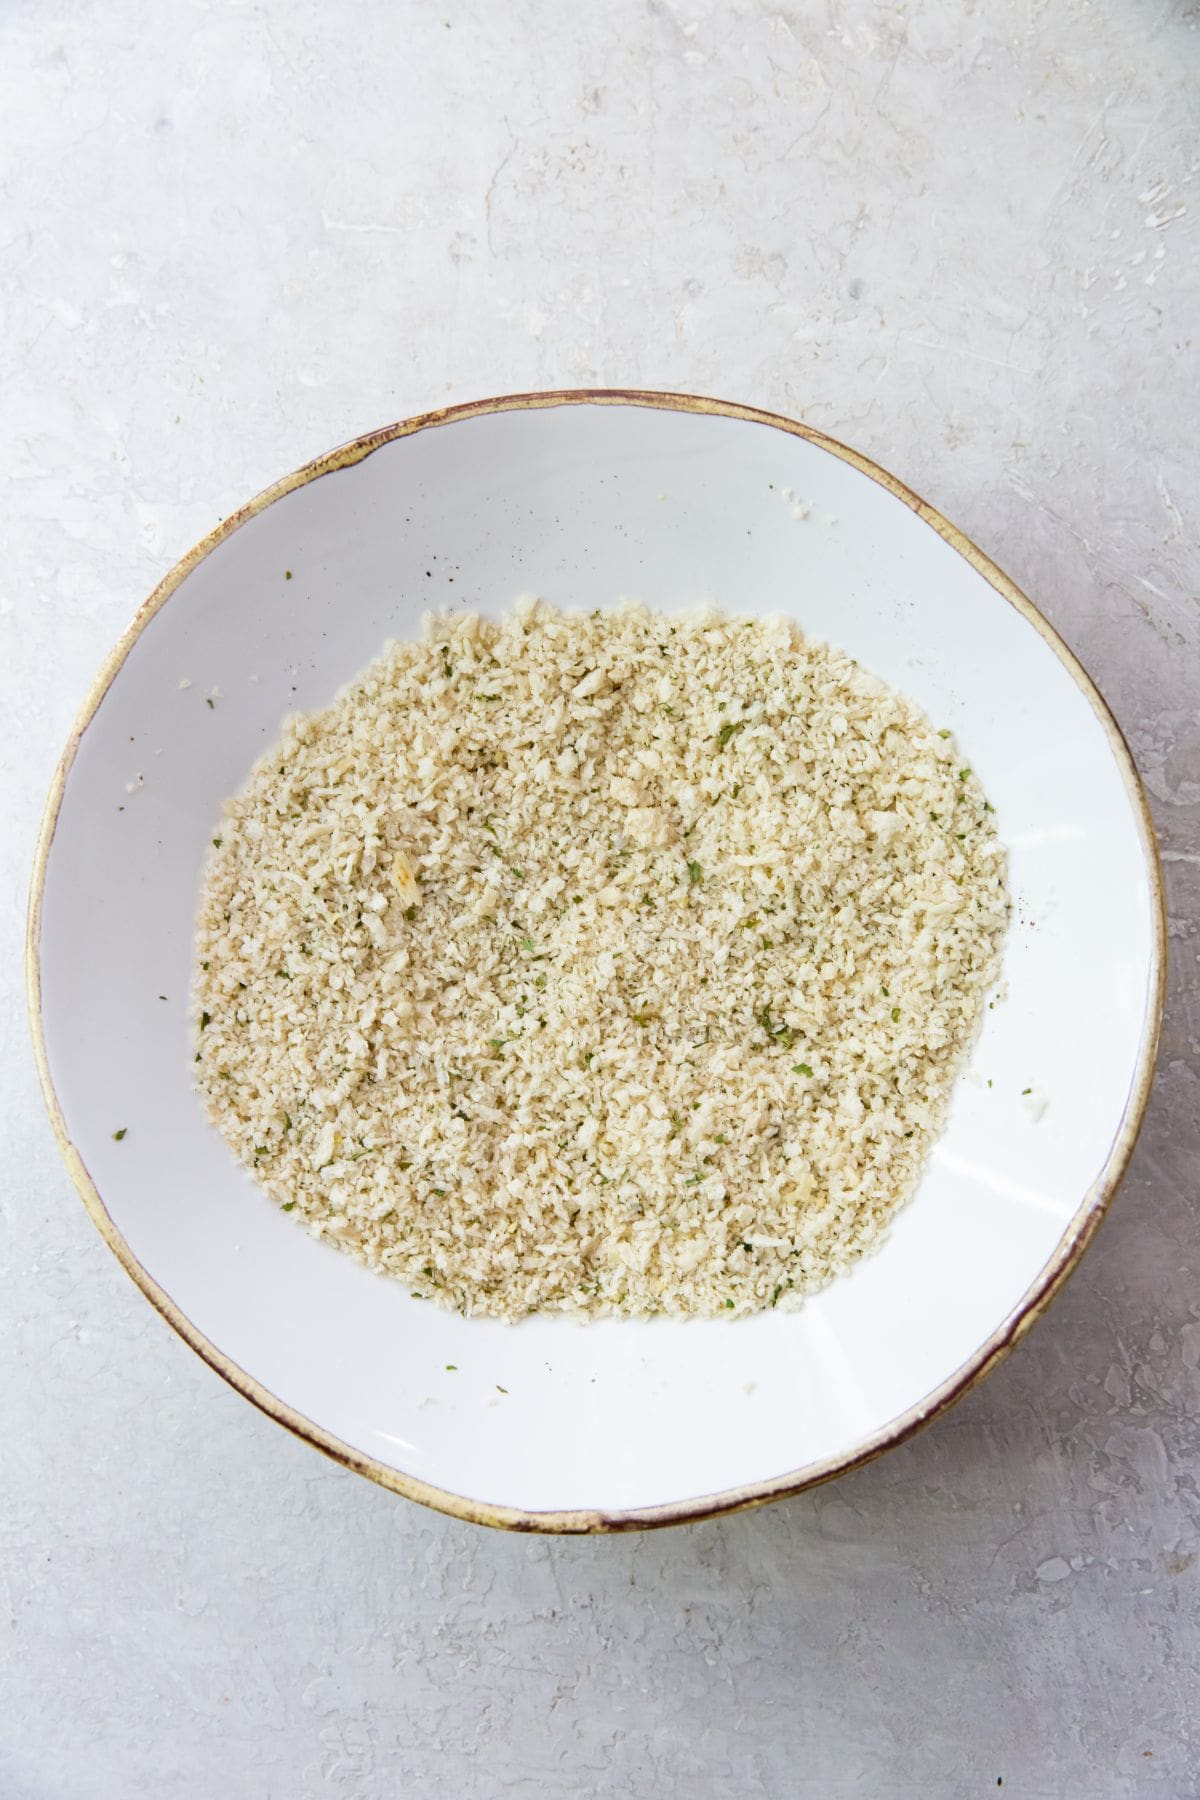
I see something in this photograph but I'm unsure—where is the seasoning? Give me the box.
[193,599,1007,1320]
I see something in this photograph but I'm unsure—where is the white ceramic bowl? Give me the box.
[30,392,1165,1530]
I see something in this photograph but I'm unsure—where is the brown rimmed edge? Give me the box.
[27,388,1168,1533]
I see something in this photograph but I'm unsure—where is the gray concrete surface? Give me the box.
[2,2,1197,1795]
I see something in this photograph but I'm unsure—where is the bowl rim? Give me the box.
[27,387,1167,1533]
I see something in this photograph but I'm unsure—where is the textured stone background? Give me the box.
[2,2,1198,1795]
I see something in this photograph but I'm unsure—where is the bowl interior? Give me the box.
[35,398,1160,1522]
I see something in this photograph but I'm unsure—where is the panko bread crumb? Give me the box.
[194,601,1008,1318]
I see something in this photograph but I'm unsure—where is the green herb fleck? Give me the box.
[496,1385,508,1394]
[687,859,703,886]
[113,1127,127,1141]
[211,836,222,849]
[205,696,214,710]
[1022,1087,1032,1096]
[958,768,971,782]
[793,1063,813,1077]
[445,1364,457,1371]
[771,1284,783,1308]
[724,1299,735,1309]
[284,569,293,580]
[891,1006,901,1023]
[521,936,536,953]
[199,1011,211,1031]
[403,905,417,921]
[759,1007,793,1047]
[717,721,744,750]
[937,728,951,739]
[281,1201,296,1212]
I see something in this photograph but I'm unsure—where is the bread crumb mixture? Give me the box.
[194,601,1007,1318]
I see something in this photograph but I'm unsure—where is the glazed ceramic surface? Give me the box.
[30,393,1164,1529]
